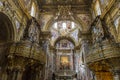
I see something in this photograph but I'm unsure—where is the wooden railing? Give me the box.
[9,41,46,64]
[86,40,120,63]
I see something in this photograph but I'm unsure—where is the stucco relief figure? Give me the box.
[28,19,39,42]
[29,19,35,41]
[92,23,104,44]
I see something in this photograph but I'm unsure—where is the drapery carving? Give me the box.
[23,17,41,43]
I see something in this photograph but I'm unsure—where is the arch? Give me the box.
[0,12,16,68]
[43,14,85,31]
[0,12,16,41]
[53,36,76,47]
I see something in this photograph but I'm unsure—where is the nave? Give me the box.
[0,0,119,80]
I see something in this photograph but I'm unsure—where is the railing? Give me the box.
[9,41,46,64]
[86,40,120,63]
[55,70,76,76]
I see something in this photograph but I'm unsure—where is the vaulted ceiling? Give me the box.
[35,0,92,46]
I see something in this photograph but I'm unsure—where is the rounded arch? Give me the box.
[0,12,16,41]
[0,12,16,68]
[43,14,85,31]
[53,36,76,47]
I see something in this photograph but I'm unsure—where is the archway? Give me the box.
[0,12,15,78]
[22,63,41,80]
[22,65,37,80]
[0,12,15,42]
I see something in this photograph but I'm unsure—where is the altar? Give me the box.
[55,70,76,80]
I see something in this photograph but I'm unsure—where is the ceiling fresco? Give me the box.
[50,21,79,45]
[37,0,92,46]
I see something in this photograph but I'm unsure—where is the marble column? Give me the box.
[2,72,8,80]
[70,51,73,70]
[16,69,24,80]
[12,70,16,80]
[7,68,24,80]
[113,70,120,80]
[80,32,91,80]
[7,69,13,80]
[74,50,79,72]
[0,67,2,80]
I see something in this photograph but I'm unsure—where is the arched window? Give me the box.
[30,2,36,17]
[94,0,101,16]
[0,1,3,7]
[114,16,120,32]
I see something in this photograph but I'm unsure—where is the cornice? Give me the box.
[39,4,90,14]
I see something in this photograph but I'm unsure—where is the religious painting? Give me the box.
[60,55,70,70]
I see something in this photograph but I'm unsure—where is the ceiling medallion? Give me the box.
[55,5,74,20]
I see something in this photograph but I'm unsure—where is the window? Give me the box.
[0,1,3,7]
[114,17,120,32]
[94,0,101,16]
[62,22,66,29]
[30,2,36,17]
